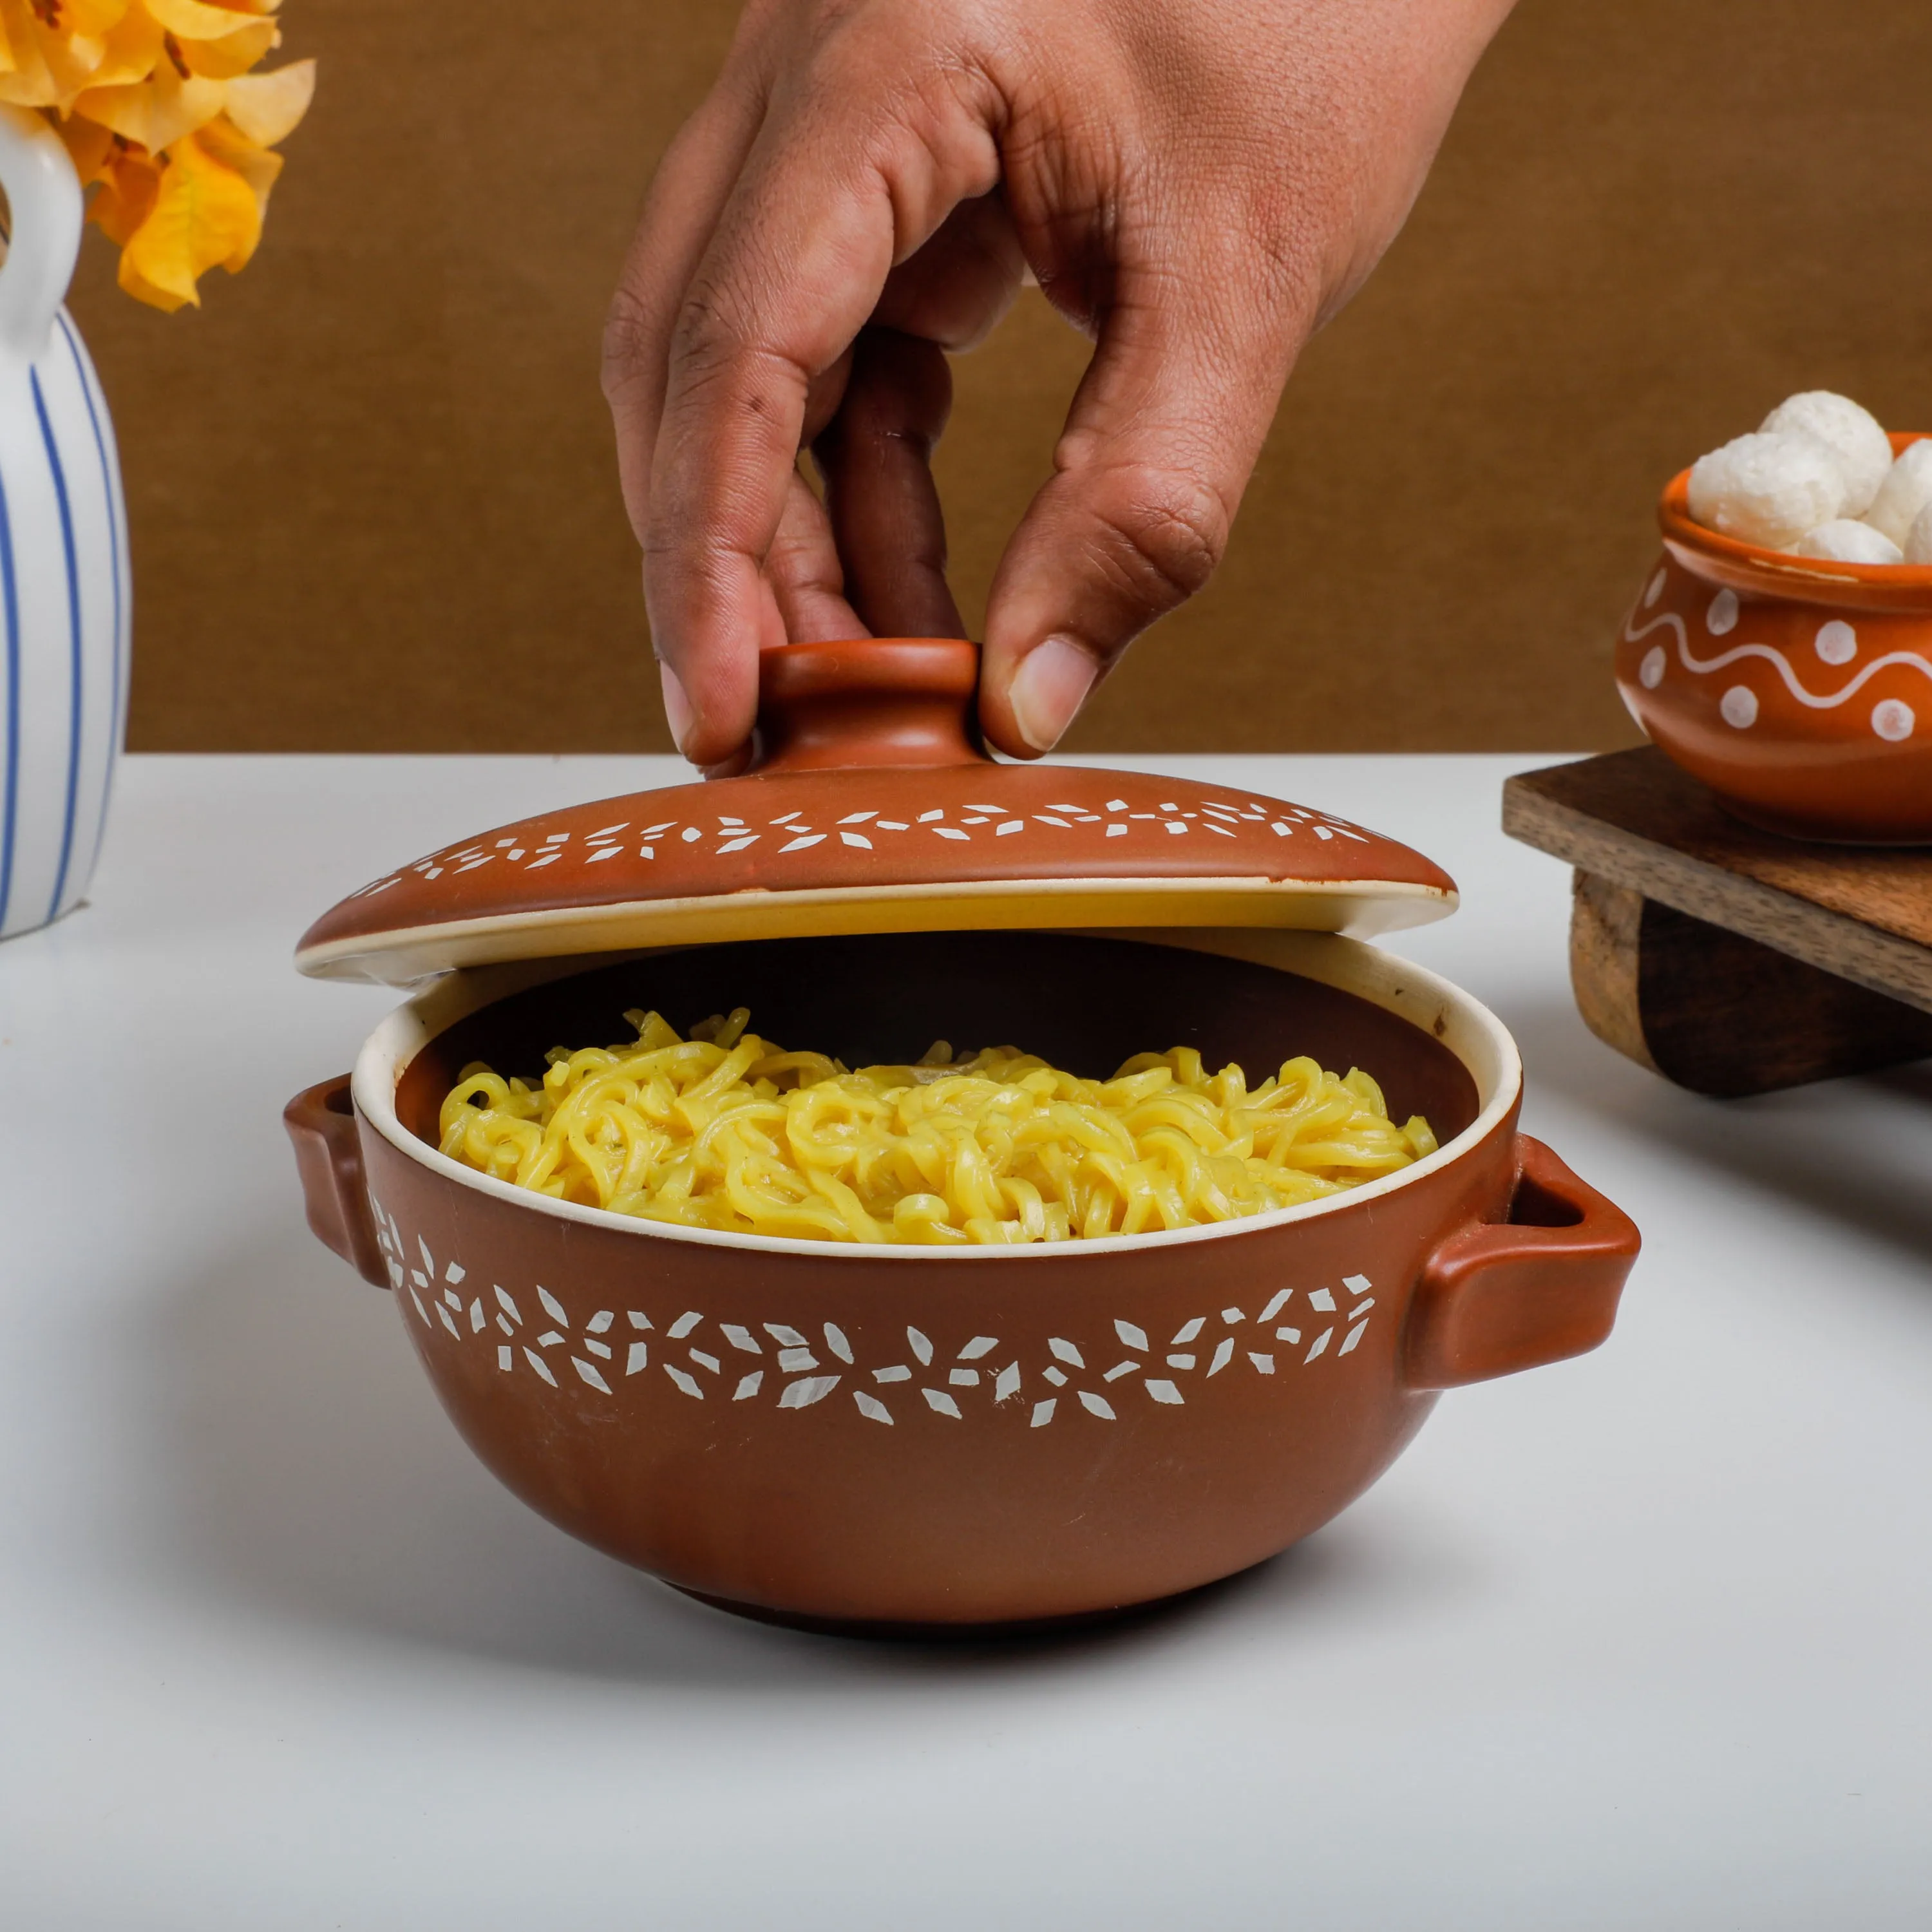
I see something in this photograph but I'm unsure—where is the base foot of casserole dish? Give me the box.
[667,1571,1251,1642]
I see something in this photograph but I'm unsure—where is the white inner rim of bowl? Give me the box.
[352,928,1522,1260]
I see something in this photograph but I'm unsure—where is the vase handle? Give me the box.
[0,104,83,365]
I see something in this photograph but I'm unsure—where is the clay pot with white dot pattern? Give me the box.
[1618,436,1932,843]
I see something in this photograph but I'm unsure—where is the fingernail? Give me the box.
[659,662,694,755]
[1009,636,1097,752]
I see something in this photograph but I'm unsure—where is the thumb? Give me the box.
[978,247,1302,757]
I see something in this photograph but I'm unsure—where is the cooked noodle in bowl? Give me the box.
[439,1007,1437,1245]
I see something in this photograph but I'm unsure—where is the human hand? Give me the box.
[604,0,1515,767]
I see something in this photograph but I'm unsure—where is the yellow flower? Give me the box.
[117,122,270,308]
[6,0,311,311]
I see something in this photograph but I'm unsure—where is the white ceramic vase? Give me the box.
[0,104,129,941]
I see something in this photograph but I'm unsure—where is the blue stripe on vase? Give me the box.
[0,465,19,933]
[32,368,84,922]
[58,312,122,880]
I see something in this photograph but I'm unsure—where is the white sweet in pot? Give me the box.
[1688,430,1849,548]
[1790,519,1904,565]
[1866,440,1932,545]
[1906,503,1932,565]
[1759,391,1894,516]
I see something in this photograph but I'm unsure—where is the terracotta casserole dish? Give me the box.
[287,640,1638,1633]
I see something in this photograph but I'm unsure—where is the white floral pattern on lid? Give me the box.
[348,790,1381,898]
[296,639,1457,984]
[297,772,1457,983]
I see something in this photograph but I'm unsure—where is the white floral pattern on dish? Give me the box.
[370,1198,1381,1429]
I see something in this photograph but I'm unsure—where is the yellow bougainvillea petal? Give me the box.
[193,111,278,252]
[67,1,136,34]
[14,4,124,111]
[88,144,162,246]
[176,17,277,79]
[0,6,59,106]
[142,0,274,41]
[73,63,226,150]
[219,55,307,146]
[86,3,166,90]
[116,252,190,311]
[119,127,260,307]
[55,108,117,185]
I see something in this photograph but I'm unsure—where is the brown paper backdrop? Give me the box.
[73,0,1932,755]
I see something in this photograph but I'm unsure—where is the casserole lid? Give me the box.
[296,639,1458,985]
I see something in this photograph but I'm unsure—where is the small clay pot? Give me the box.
[1616,435,1932,844]
[286,927,1638,1632]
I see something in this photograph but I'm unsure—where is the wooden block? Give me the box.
[1568,873,1932,1097]
[1503,746,1932,1018]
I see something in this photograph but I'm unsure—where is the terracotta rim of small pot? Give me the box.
[1660,432,1932,612]
[348,927,1522,1264]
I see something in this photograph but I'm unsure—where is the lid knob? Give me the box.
[751,638,985,773]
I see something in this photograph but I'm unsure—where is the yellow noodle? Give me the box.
[437,1007,1438,1245]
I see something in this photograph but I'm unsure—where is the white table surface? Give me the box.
[4,752,1929,1931]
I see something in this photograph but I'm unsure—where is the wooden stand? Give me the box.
[1502,747,1932,1097]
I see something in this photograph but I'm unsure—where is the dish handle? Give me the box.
[283,1074,389,1288]
[1404,1135,1639,1389]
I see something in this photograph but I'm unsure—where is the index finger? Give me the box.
[647,71,999,764]
[603,72,772,549]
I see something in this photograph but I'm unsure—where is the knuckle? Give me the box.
[641,535,748,637]
[1079,466,1229,610]
[600,284,658,402]
[666,281,743,379]
[788,33,1001,227]
[665,286,809,428]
